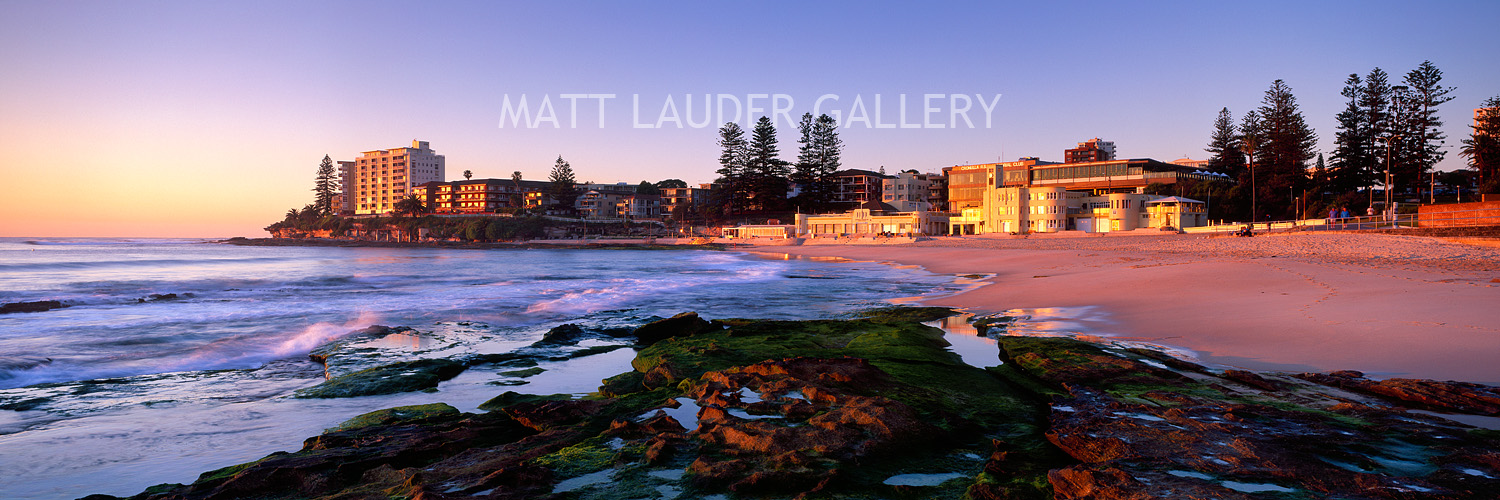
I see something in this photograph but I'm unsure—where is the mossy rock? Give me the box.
[996,337,1190,389]
[971,315,1017,336]
[633,311,718,346]
[478,391,574,412]
[599,371,646,397]
[568,344,632,358]
[331,403,460,432]
[852,305,958,323]
[294,358,467,398]
[499,367,546,378]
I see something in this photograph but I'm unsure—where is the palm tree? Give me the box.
[464,170,473,180]
[511,171,524,209]
[393,195,426,218]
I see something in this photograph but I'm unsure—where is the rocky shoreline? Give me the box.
[84,308,1500,499]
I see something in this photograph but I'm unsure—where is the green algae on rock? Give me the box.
[293,358,466,398]
[330,402,460,432]
[92,308,1500,500]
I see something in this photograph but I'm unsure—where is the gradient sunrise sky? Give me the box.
[2,0,1497,238]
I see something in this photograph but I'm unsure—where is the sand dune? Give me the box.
[749,233,1500,384]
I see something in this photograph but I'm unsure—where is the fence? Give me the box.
[1416,202,1500,228]
[1187,214,1419,235]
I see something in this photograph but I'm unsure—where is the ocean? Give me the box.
[0,238,965,500]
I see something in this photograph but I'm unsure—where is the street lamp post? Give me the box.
[1380,133,1403,220]
[1241,137,1257,225]
[1383,86,1408,221]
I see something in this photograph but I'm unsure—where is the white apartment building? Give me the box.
[881,171,934,212]
[350,140,446,215]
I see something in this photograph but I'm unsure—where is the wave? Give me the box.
[0,312,384,390]
[13,238,211,246]
[0,256,294,272]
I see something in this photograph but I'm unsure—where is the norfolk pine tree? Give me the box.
[313,155,338,215]
[1330,74,1376,194]
[746,116,791,211]
[1399,61,1455,195]
[1253,80,1318,220]
[1205,108,1245,177]
[811,114,843,209]
[548,156,578,214]
[1461,96,1500,193]
[715,122,748,215]
[1360,68,1394,193]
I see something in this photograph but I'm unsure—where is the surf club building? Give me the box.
[942,148,1219,234]
[794,201,950,238]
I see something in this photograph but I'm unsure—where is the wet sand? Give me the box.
[749,232,1500,384]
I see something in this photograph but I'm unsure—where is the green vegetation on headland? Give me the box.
[90,308,1500,500]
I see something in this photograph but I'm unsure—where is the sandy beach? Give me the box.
[749,232,1500,385]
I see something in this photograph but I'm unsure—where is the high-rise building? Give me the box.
[336,160,357,214]
[1065,138,1116,163]
[349,140,446,214]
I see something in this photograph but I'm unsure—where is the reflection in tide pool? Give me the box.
[924,306,1202,369]
[925,314,1002,368]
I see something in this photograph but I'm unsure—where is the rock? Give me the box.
[139,293,185,302]
[306,325,395,364]
[633,311,716,345]
[537,323,586,345]
[1295,371,1500,416]
[0,300,66,314]
[477,391,572,412]
[1048,466,1157,500]
[98,316,1500,500]
[293,358,466,398]
[598,370,646,396]
[331,403,459,432]
[999,337,1189,387]
[502,399,609,431]
[853,305,957,322]
[498,367,545,378]
[120,409,542,500]
[1221,369,1282,391]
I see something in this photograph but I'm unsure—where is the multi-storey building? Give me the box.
[661,186,711,218]
[831,169,892,206]
[1011,158,1223,194]
[881,171,935,212]
[961,186,1204,235]
[1064,138,1116,163]
[616,194,661,219]
[924,173,948,212]
[336,160,357,214]
[350,140,446,214]
[574,183,638,219]
[417,178,552,214]
[943,158,1057,213]
[945,155,1218,234]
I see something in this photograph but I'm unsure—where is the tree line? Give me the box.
[714,113,845,215]
[1195,61,1492,222]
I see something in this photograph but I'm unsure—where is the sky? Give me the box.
[2,0,1498,238]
